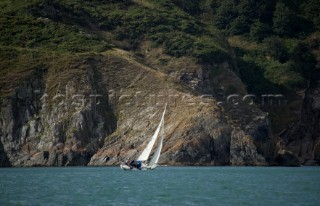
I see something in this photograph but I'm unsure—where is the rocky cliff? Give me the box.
[280,80,320,166]
[0,54,116,166]
[1,0,318,167]
[277,37,320,166]
[0,47,272,167]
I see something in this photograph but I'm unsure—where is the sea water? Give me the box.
[0,166,319,205]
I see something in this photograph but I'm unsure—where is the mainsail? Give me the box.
[137,104,166,162]
[148,112,164,167]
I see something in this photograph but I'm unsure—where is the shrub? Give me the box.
[250,21,271,42]
[264,60,306,89]
[262,36,289,63]
[228,15,251,35]
[213,1,237,30]
[192,37,230,63]
[172,0,201,14]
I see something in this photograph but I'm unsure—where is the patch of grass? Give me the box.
[0,1,111,53]
[75,0,231,63]
[0,48,50,106]
[0,0,233,79]
[262,60,305,89]
[230,34,316,97]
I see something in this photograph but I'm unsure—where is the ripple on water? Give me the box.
[0,167,320,205]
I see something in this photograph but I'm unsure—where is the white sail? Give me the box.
[137,104,166,161]
[148,114,164,168]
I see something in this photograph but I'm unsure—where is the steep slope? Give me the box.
[279,37,320,165]
[190,0,320,166]
[0,46,269,166]
[89,49,269,166]
[0,52,116,166]
[0,0,280,166]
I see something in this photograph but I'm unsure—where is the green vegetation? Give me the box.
[181,0,319,135]
[235,35,317,95]
[190,0,319,95]
[0,0,233,79]
[0,0,319,135]
[0,1,110,52]
[0,0,234,103]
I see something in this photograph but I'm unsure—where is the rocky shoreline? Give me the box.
[1,52,318,168]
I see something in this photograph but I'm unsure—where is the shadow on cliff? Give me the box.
[0,140,11,167]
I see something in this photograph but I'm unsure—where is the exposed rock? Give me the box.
[47,151,66,166]
[1,51,274,167]
[281,81,320,165]
[230,130,267,166]
[275,150,300,167]
[88,49,271,166]
[0,57,116,167]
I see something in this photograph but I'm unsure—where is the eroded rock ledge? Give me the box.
[0,51,305,167]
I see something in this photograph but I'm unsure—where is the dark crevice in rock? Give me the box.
[86,57,117,137]
[0,140,11,167]
[275,150,300,167]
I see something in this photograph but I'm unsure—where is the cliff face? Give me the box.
[277,38,320,166]
[2,0,305,167]
[0,55,116,166]
[280,81,320,165]
[0,48,271,167]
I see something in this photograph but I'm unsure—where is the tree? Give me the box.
[250,21,271,42]
[291,42,317,82]
[172,0,201,14]
[228,15,250,35]
[42,0,58,20]
[272,2,292,36]
[263,36,288,62]
[213,0,237,30]
[303,0,320,29]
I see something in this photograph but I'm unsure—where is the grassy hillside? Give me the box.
[1,0,319,135]
[176,0,320,94]
[0,0,235,101]
[2,0,317,94]
[0,0,232,59]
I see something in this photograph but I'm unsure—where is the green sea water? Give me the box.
[0,166,319,205]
